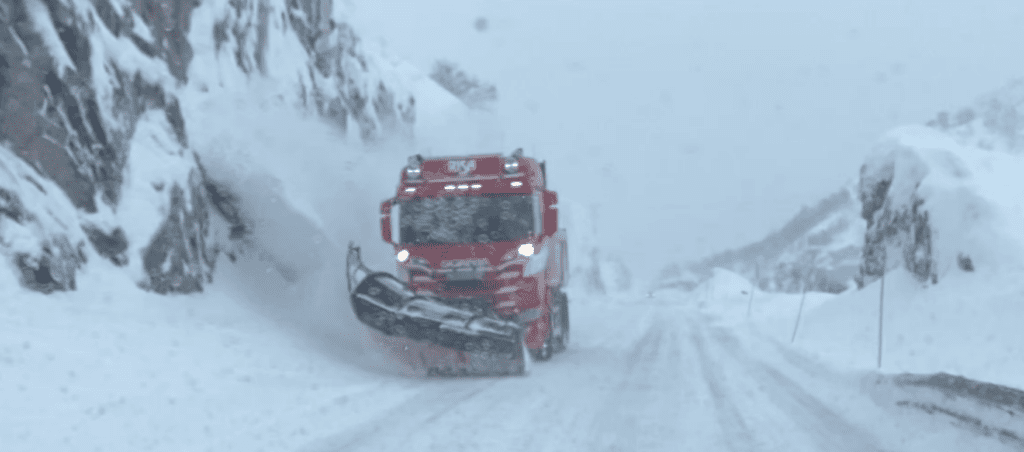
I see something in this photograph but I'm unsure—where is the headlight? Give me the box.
[396,249,410,262]
[518,244,534,257]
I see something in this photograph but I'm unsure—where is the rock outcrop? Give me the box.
[855,143,936,287]
[0,0,415,294]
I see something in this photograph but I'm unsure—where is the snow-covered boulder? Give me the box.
[857,123,1024,286]
[856,79,1024,287]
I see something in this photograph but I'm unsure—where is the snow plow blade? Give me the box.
[346,242,527,376]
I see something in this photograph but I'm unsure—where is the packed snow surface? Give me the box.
[5,271,1021,451]
[688,266,1024,392]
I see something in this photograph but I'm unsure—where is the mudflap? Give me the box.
[347,242,528,376]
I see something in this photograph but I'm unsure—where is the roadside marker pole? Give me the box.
[747,262,759,318]
[791,282,807,343]
[877,267,886,369]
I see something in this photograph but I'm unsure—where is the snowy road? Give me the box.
[4,278,1018,452]
[300,298,1016,452]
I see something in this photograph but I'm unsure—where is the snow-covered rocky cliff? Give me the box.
[859,79,1024,286]
[0,0,414,294]
[660,79,1024,295]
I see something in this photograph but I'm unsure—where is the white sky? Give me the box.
[343,0,1024,278]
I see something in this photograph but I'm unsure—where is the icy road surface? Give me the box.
[303,298,1014,452]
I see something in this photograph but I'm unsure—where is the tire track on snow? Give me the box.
[703,323,889,452]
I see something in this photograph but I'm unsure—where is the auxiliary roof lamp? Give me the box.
[406,154,424,180]
[504,148,524,174]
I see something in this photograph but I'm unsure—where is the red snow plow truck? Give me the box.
[346,148,569,375]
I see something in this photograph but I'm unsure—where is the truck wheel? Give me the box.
[530,313,555,362]
[531,335,553,361]
[554,291,570,352]
[562,293,571,349]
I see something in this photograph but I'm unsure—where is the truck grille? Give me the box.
[443,280,499,293]
[440,259,490,281]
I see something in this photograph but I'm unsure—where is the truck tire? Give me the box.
[553,290,570,352]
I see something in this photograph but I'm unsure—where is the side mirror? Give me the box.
[381,200,394,244]
[543,191,558,235]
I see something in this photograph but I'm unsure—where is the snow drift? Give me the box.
[728,79,1024,392]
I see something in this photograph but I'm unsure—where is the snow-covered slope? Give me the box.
[695,79,1024,393]
[657,183,865,294]
[658,79,1024,299]
[0,0,417,294]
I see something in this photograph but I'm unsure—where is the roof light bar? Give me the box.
[471,183,482,189]
[511,181,523,188]
[404,187,416,193]
[445,185,456,190]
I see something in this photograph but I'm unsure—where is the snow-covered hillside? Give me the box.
[660,78,1024,300]
[677,79,1024,394]
[657,183,865,294]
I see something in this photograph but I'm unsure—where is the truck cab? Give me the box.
[379,149,569,358]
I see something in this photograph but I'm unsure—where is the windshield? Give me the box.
[398,194,536,244]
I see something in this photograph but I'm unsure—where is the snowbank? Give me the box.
[793,123,1024,391]
[792,268,1024,392]
[0,249,419,452]
[694,265,1024,393]
[701,120,1024,393]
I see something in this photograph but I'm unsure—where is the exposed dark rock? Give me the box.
[195,156,249,240]
[165,97,187,147]
[856,154,936,287]
[255,0,270,74]
[50,2,91,76]
[212,18,229,52]
[0,2,98,212]
[373,82,399,133]
[430,60,498,110]
[284,0,414,140]
[15,235,84,293]
[0,187,26,223]
[141,165,216,294]
[957,253,974,272]
[127,0,197,82]
[1,154,89,294]
[2,0,181,216]
[82,224,128,266]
